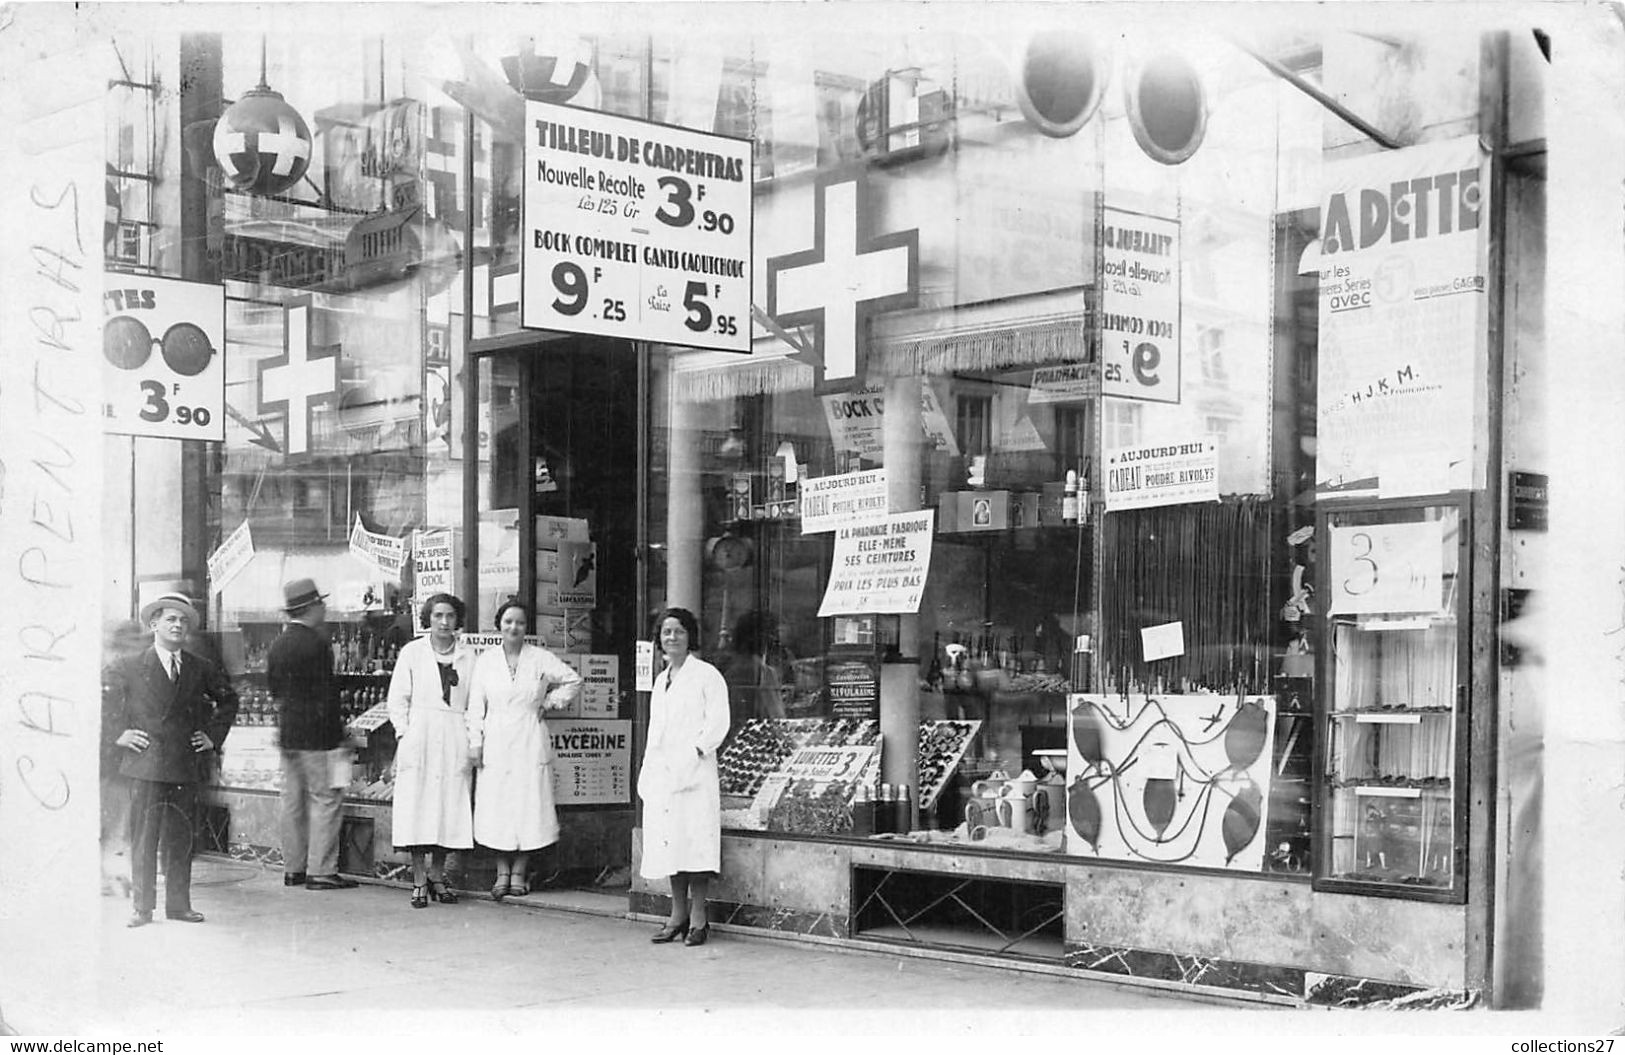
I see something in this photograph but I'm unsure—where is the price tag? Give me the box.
[521,101,752,352]
[103,274,226,440]
[1328,520,1446,615]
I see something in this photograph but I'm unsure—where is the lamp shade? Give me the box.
[213,86,312,196]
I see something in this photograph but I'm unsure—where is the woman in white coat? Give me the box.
[466,598,581,899]
[386,593,476,909]
[639,607,729,947]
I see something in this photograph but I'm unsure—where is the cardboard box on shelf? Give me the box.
[964,491,1009,532]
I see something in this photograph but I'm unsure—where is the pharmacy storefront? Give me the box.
[94,5,1550,1007]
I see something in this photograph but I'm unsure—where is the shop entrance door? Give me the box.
[490,336,641,894]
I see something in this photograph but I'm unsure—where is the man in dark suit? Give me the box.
[106,592,240,928]
[267,578,357,891]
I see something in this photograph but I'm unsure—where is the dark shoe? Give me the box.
[165,909,206,923]
[650,920,689,944]
[426,878,458,904]
[491,875,510,900]
[283,872,307,886]
[410,885,428,909]
[127,910,153,929]
[684,924,710,947]
[306,874,359,890]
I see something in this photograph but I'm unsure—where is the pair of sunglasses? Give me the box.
[103,316,218,376]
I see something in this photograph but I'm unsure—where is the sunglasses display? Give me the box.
[103,315,219,375]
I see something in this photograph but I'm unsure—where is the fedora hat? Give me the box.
[140,592,198,626]
[282,577,328,613]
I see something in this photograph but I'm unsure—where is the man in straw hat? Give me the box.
[267,578,358,891]
[105,591,240,928]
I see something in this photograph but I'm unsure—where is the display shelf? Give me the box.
[1313,498,1468,902]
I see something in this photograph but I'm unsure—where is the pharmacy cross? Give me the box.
[766,169,918,391]
[258,296,340,457]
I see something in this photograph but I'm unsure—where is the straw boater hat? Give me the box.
[139,592,199,625]
[282,577,327,613]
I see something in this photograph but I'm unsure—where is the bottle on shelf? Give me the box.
[851,783,874,836]
[876,783,895,834]
[893,783,912,835]
[1062,468,1079,524]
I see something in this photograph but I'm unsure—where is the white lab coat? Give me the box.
[466,644,582,851]
[637,656,729,878]
[386,635,476,849]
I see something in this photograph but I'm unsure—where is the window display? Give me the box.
[1314,500,1466,899]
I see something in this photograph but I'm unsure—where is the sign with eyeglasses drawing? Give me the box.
[102,273,225,440]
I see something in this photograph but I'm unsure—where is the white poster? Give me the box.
[1315,135,1487,495]
[103,273,227,441]
[799,469,889,533]
[1065,694,1276,870]
[554,540,598,607]
[818,509,935,616]
[1100,207,1180,404]
[821,386,886,456]
[521,100,752,352]
[411,529,454,615]
[207,519,255,594]
[820,383,958,458]
[1327,520,1446,616]
[349,515,406,578]
[1103,437,1218,512]
[547,719,632,805]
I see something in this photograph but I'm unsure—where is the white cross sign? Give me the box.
[258,297,339,457]
[767,170,918,391]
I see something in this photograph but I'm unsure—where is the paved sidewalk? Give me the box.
[2,856,1287,1036]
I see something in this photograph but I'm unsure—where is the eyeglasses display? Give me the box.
[103,315,219,375]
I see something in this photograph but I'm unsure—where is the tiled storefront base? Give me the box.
[1063,941,1478,1008]
[627,832,1484,1008]
[629,889,849,939]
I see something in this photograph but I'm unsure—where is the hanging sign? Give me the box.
[103,273,226,441]
[1327,520,1446,616]
[520,100,752,351]
[1315,136,1487,495]
[206,519,255,594]
[799,469,888,534]
[1100,207,1180,404]
[818,509,935,616]
[1103,437,1218,512]
[349,515,406,578]
[1028,363,1100,404]
[820,383,958,458]
[767,169,919,392]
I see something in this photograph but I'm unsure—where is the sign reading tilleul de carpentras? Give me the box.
[521,101,752,352]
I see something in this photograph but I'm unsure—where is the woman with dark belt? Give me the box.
[386,593,476,908]
[638,607,730,946]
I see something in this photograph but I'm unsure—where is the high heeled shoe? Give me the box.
[650,920,689,943]
[410,884,428,909]
[426,878,458,904]
[684,923,710,947]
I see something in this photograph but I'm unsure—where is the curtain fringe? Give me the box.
[671,314,1089,401]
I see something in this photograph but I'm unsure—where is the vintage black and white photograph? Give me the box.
[0,0,1619,1043]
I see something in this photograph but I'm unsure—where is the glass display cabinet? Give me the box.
[1313,498,1469,901]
